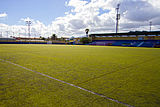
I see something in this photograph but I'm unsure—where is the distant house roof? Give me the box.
[90,31,160,37]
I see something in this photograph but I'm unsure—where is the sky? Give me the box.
[0,0,160,38]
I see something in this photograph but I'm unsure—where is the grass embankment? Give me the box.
[0,44,160,107]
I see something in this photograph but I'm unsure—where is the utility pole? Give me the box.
[116,4,120,33]
[149,21,152,32]
[26,21,31,41]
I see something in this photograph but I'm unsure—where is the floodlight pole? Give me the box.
[150,21,152,32]
[0,32,2,38]
[116,4,120,34]
[0,26,2,38]
[13,32,14,37]
[26,21,31,43]
[6,31,9,38]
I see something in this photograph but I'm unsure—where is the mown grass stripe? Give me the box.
[77,58,156,85]
[0,58,134,107]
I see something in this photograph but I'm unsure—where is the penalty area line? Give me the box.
[0,59,134,107]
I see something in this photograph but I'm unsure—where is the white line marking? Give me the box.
[0,59,134,107]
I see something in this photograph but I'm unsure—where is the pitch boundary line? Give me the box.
[0,59,133,107]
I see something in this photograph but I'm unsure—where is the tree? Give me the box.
[80,37,91,44]
[85,28,89,37]
[41,37,45,40]
[40,36,45,40]
[70,36,74,40]
[51,34,57,40]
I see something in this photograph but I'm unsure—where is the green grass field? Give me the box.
[0,44,160,107]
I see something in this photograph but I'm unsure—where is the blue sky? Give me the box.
[0,0,71,25]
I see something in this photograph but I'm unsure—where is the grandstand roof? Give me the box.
[90,31,160,37]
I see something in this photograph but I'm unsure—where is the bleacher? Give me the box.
[139,41,155,47]
[91,40,160,47]
[89,31,160,48]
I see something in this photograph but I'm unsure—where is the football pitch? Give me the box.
[0,44,160,107]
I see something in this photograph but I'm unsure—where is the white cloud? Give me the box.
[1,0,160,38]
[0,13,7,18]
[0,17,50,38]
[21,17,32,22]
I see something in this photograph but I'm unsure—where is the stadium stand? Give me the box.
[89,31,160,47]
